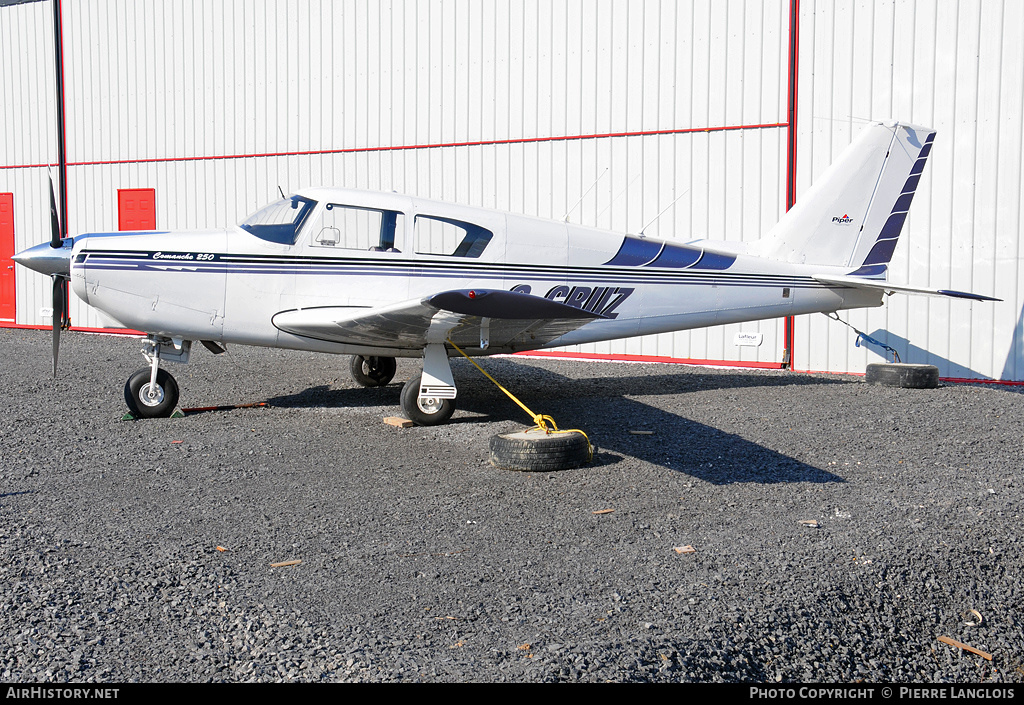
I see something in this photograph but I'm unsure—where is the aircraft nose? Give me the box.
[12,239,74,277]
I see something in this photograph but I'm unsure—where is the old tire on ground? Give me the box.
[400,374,455,426]
[124,367,180,418]
[489,427,592,472]
[865,362,939,389]
[350,355,397,387]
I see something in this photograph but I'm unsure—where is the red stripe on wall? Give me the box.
[782,0,801,370]
[0,122,787,171]
[513,350,786,370]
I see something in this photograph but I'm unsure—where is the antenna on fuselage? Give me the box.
[562,167,609,222]
[639,188,690,237]
[596,172,643,224]
[278,185,287,200]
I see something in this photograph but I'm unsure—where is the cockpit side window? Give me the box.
[239,196,317,245]
[414,215,492,257]
[310,204,405,251]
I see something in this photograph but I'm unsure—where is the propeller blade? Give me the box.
[49,176,63,248]
[51,276,64,376]
[59,276,70,330]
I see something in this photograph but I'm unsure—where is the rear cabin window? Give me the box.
[311,204,404,251]
[414,215,492,257]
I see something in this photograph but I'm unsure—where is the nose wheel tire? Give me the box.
[350,355,397,387]
[400,374,455,426]
[124,367,180,418]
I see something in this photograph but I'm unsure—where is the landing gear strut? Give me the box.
[400,343,458,426]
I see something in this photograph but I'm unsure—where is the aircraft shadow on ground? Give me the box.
[463,356,853,398]
[460,392,842,485]
[860,325,1024,392]
[260,359,844,485]
[262,384,403,410]
[461,359,844,485]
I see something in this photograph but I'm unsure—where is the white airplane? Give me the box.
[15,121,997,424]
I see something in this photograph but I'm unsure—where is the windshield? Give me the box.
[239,196,317,244]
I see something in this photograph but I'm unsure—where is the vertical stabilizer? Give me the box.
[753,122,936,275]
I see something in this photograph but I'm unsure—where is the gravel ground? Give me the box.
[0,327,1021,683]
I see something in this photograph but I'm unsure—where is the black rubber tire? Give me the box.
[400,375,455,426]
[124,367,180,418]
[865,362,939,389]
[350,355,397,387]
[489,427,592,472]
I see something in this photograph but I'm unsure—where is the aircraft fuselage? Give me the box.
[70,188,879,358]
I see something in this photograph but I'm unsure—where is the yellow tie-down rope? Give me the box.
[447,339,593,460]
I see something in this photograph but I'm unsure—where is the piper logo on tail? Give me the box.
[832,214,853,225]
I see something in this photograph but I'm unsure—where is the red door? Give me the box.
[118,188,156,231]
[0,193,14,321]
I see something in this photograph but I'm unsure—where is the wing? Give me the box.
[813,274,1000,302]
[271,288,607,351]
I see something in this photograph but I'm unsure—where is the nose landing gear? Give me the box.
[123,336,189,418]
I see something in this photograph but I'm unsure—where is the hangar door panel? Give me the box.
[0,194,14,322]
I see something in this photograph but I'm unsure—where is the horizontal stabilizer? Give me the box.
[813,274,1000,302]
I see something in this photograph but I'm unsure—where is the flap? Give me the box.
[272,288,606,351]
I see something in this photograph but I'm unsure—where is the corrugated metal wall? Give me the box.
[0,0,57,329]
[2,0,1021,380]
[1,0,791,365]
[792,0,1024,380]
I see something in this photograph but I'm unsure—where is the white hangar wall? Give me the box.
[1,0,792,366]
[792,0,1024,379]
[2,0,1020,380]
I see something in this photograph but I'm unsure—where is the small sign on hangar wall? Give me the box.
[734,332,763,347]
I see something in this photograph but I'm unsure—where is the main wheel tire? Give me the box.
[865,362,939,389]
[489,427,592,472]
[400,375,455,426]
[350,355,397,387]
[124,367,180,418]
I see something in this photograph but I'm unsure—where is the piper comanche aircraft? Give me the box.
[14,121,997,424]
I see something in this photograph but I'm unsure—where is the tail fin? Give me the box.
[754,121,936,275]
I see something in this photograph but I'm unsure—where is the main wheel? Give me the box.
[400,375,455,426]
[350,355,397,387]
[124,367,180,418]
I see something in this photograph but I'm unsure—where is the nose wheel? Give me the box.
[124,336,188,418]
[124,367,180,418]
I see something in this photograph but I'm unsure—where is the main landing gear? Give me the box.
[350,355,397,387]
[400,343,458,426]
[349,345,458,426]
[400,373,455,426]
[123,336,189,418]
